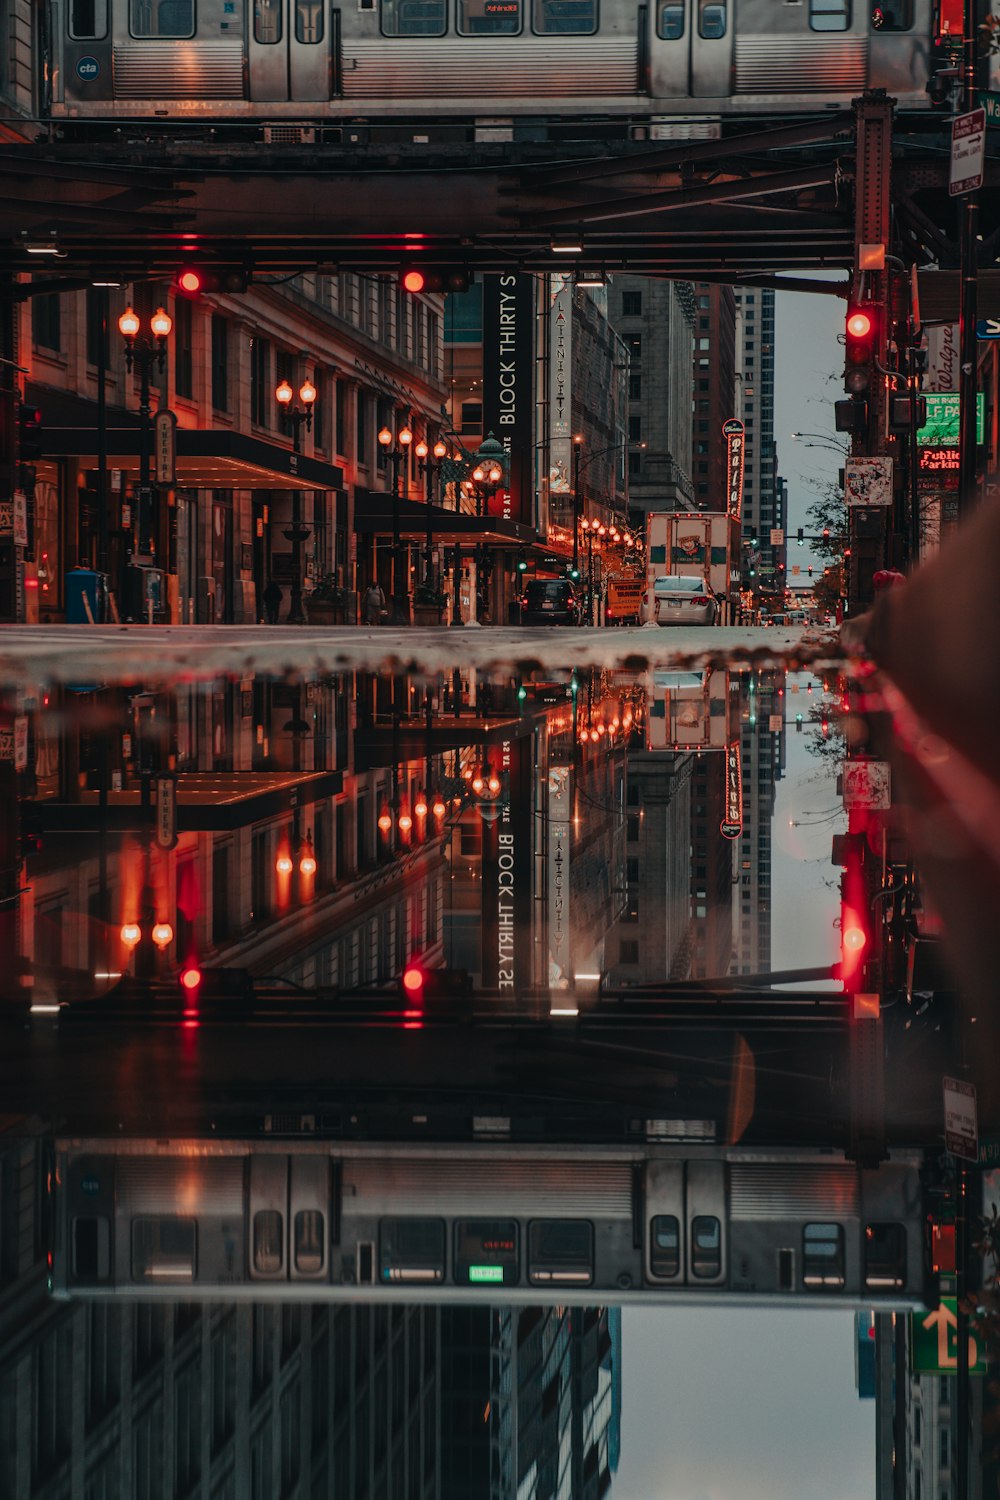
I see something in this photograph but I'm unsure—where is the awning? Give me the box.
[30,769,343,834]
[355,488,537,546]
[42,426,345,491]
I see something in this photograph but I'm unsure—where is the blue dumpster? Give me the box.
[65,568,108,624]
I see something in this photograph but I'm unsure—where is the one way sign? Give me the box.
[977,317,1000,339]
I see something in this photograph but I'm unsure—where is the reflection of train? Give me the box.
[48,0,954,134]
[54,1138,931,1308]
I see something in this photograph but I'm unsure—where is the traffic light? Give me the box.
[844,304,877,397]
[17,402,42,461]
[398,964,472,1003]
[517,550,528,573]
[834,397,869,435]
[889,394,928,431]
[797,528,804,546]
[567,565,580,581]
[399,266,471,294]
[836,837,869,990]
[174,266,251,297]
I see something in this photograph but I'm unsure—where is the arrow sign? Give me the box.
[977,317,1000,339]
[911,1298,987,1374]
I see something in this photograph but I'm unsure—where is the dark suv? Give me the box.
[521,579,581,626]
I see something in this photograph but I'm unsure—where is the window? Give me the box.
[864,1222,907,1288]
[130,0,195,35]
[132,1217,196,1282]
[253,0,281,41]
[658,0,683,37]
[628,452,642,479]
[32,294,61,353]
[629,371,642,400]
[211,315,228,411]
[871,0,913,29]
[533,0,597,32]
[312,369,326,452]
[460,400,483,435]
[380,1219,446,1283]
[458,0,521,33]
[650,1215,680,1277]
[698,0,726,36]
[295,1210,325,1273]
[70,0,108,35]
[528,1220,593,1283]
[250,336,270,427]
[294,0,323,40]
[174,297,193,399]
[253,1209,283,1273]
[210,1319,236,1452]
[336,380,347,454]
[628,413,642,442]
[627,334,641,359]
[691,1215,721,1277]
[621,290,642,317]
[174,1364,200,1494]
[356,389,369,465]
[940,1431,949,1467]
[619,938,638,964]
[380,0,447,33]
[802,1223,845,1287]
[809,0,850,28]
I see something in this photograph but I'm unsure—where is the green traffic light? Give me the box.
[517,685,527,701]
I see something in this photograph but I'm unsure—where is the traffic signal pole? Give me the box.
[957,0,982,518]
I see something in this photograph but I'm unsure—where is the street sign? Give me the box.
[943,1075,979,1162]
[842,759,891,811]
[978,88,1000,125]
[154,408,177,485]
[769,528,784,546]
[845,457,893,508]
[918,392,985,445]
[911,1298,987,1375]
[155,775,178,850]
[950,107,986,196]
[977,317,1000,339]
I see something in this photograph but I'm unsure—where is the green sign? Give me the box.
[918,392,985,447]
[469,1265,504,1283]
[910,1297,988,1375]
[978,89,1000,124]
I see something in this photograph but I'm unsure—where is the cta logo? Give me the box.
[76,56,100,80]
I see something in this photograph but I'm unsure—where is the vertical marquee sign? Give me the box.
[482,274,535,526]
[481,738,533,991]
[723,418,745,521]
[548,275,574,505]
[720,741,743,840]
[547,764,572,990]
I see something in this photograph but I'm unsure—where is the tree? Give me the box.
[805,478,847,567]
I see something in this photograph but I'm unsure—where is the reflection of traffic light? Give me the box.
[398,964,472,1003]
[837,838,869,990]
[399,266,471,294]
[844,304,877,397]
[179,963,203,996]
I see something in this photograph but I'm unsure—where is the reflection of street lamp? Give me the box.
[415,437,449,586]
[118,303,172,567]
[378,421,414,624]
[276,375,316,625]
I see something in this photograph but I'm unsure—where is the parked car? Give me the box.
[521,578,581,625]
[649,574,718,627]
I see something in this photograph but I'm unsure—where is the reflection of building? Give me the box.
[607,747,692,986]
[0,1126,444,1500]
[734,288,778,584]
[732,672,785,977]
[441,1304,621,1499]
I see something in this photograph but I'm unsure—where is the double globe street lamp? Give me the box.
[118,303,172,571]
[378,421,414,625]
[275,374,317,624]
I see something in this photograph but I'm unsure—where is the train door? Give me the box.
[648,0,732,101]
[248,0,329,102]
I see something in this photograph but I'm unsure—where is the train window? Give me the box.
[380,1218,446,1283]
[690,1215,722,1278]
[457,0,522,35]
[131,1216,196,1282]
[69,0,108,39]
[697,1,726,38]
[294,1210,325,1274]
[528,1220,594,1283]
[295,0,325,40]
[455,1218,519,1285]
[381,0,447,33]
[657,2,683,38]
[870,1,913,27]
[809,0,851,30]
[129,0,195,36]
[254,0,282,43]
[532,0,597,35]
[253,1209,284,1273]
[803,1223,845,1288]
[73,1216,110,1279]
[864,1222,907,1289]
[649,1215,680,1278]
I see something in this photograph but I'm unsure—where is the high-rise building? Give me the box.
[734,288,778,586]
[732,670,784,977]
[690,283,738,512]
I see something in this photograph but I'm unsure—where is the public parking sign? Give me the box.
[943,1075,979,1161]
[950,108,986,196]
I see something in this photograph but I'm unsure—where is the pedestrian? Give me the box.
[362,580,387,625]
[262,578,283,625]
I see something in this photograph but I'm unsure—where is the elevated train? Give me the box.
[54,1137,933,1307]
[47,0,963,137]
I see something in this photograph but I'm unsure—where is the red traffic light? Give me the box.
[846,309,873,340]
[176,267,205,296]
[401,268,427,293]
[399,266,471,294]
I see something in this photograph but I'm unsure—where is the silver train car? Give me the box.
[47,0,948,133]
[52,1138,932,1308]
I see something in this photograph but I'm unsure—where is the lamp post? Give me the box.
[579,518,606,625]
[470,433,506,626]
[571,434,583,578]
[118,303,172,589]
[378,420,413,625]
[276,375,316,624]
[414,437,449,588]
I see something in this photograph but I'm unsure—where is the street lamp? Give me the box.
[275,374,317,625]
[378,420,414,625]
[470,433,506,626]
[579,518,606,626]
[118,303,172,579]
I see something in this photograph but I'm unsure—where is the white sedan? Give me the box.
[647,574,719,627]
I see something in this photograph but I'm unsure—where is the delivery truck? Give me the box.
[646,512,741,624]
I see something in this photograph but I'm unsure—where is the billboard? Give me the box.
[482,274,535,525]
